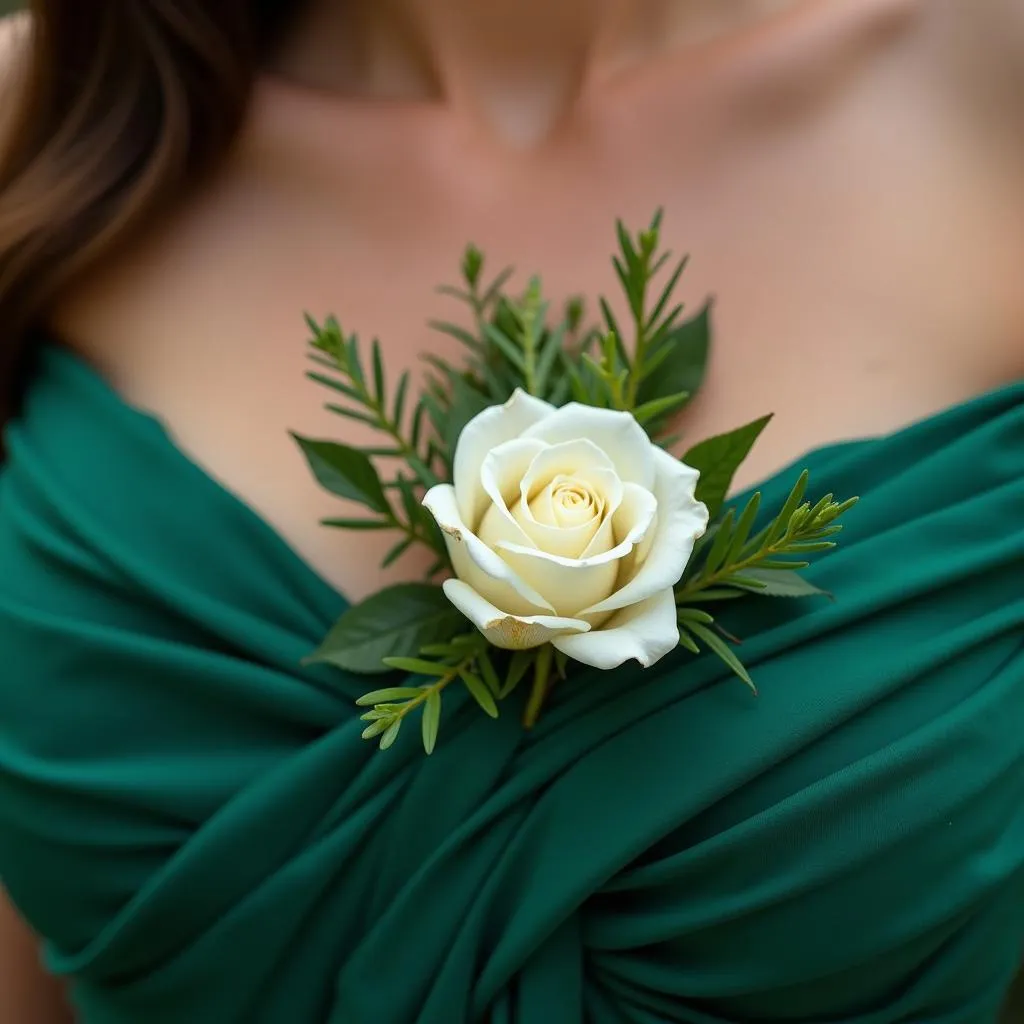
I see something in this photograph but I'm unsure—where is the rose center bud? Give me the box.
[549,481,599,528]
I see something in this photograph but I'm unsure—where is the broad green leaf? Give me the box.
[636,301,712,408]
[305,583,466,674]
[682,413,773,519]
[422,690,442,754]
[730,568,831,599]
[292,435,389,514]
[444,376,492,457]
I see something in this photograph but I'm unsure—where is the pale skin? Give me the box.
[4,0,1024,1016]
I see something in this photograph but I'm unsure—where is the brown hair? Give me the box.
[0,1,297,440]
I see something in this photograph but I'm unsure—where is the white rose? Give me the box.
[422,390,709,670]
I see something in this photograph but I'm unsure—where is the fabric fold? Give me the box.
[0,346,1020,1023]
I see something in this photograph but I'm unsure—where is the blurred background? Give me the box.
[0,1,20,14]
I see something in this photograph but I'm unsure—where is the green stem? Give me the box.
[624,261,650,410]
[390,650,478,723]
[523,644,555,729]
[520,302,540,396]
[677,529,809,599]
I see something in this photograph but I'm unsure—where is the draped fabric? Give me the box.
[0,346,1021,1024]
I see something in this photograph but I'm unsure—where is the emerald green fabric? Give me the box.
[0,346,1021,1023]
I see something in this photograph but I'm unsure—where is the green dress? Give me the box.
[0,346,1021,1024]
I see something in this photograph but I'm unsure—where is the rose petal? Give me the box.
[521,404,656,489]
[478,438,547,550]
[442,579,590,651]
[552,589,679,669]
[519,438,617,504]
[582,481,656,559]
[453,389,555,529]
[422,484,554,615]
[499,477,657,580]
[494,541,620,618]
[515,467,622,560]
[581,449,708,617]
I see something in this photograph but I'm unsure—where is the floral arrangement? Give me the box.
[293,212,856,753]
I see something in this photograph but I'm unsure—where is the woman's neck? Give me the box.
[271,0,805,144]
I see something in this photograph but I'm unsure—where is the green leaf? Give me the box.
[304,370,361,401]
[382,657,451,676]
[702,508,735,577]
[382,537,413,569]
[379,720,402,751]
[362,719,392,740]
[682,413,773,519]
[675,588,745,603]
[553,648,570,679]
[766,471,809,546]
[478,651,502,697]
[645,254,689,329]
[726,492,762,564]
[444,376,492,457]
[535,323,566,398]
[633,389,691,429]
[676,607,715,625]
[355,687,423,706]
[322,404,378,428]
[410,402,426,449]
[319,517,392,530]
[371,339,386,405]
[599,298,625,355]
[730,568,831,599]
[685,622,756,692]
[305,583,466,674]
[393,371,410,428]
[461,243,484,288]
[678,631,700,655]
[460,669,499,718]
[422,689,442,754]
[500,650,535,698]
[484,323,527,371]
[480,266,515,307]
[292,435,390,514]
[637,301,712,408]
